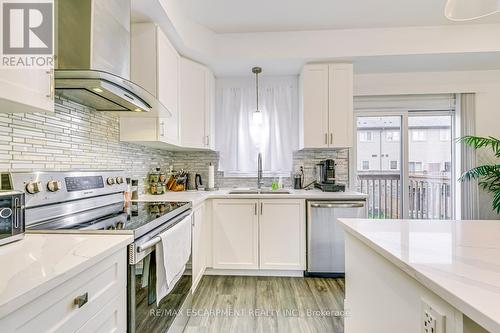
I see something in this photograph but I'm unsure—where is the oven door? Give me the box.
[0,193,24,246]
[128,211,193,333]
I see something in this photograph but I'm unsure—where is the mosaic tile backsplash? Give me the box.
[0,97,173,191]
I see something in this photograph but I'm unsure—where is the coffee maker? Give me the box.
[314,159,345,192]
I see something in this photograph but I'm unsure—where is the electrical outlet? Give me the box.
[421,300,446,333]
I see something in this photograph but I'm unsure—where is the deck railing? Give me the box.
[357,171,452,219]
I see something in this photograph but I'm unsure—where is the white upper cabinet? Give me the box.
[328,63,354,148]
[300,63,353,149]
[300,64,330,148]
[0,68,54,113]
[179,57,215,150]
[120,23,180,146]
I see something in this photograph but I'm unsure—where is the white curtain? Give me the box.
[459,93,479,219]
[215,76,299,177]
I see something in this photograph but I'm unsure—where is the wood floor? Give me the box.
[184,276,345,333]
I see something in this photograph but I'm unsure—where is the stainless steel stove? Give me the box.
[1,170,191,235]
[1,170,193,333]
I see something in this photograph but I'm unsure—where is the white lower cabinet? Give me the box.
[212,199,305,271]
[192,202,208,291]
[0,249,127,333]
[76,290,126,333]
[212,200,259,270]
[259,199,305,270]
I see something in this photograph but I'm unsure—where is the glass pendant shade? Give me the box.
[445,0,500,21]
[252,110,263,125]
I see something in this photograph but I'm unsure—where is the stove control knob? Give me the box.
[115,176,124,184]
[0,208,12,219]
[25,181,41,194]
[47,180,61,192]
[106,177,115,185]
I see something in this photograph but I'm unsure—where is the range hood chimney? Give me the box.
[55,0,169,115]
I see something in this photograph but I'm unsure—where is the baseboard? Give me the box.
[204,268,304,277]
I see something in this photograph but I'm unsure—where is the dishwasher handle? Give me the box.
[309,202,365,208]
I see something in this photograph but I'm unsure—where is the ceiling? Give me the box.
[179,0,500,33]
[211,52,500,77]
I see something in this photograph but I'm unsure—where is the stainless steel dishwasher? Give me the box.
[306,200,367,277]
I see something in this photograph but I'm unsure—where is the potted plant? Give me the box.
[459,136,500,214]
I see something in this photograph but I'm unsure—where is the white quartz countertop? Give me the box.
[137,188,367,205]
[0,233,133,318]
[338,218,500,333]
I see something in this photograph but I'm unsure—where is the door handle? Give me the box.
[330,133,333,144]
[13,197,19,228]
[324,133,328,145]
[260,202,263,215]
[254,203,257,215]
[160,121,165,137]
[74,292,88,308]
[46,69,54,100]
[310,203,365,208]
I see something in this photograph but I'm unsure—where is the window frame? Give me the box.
[358,131,373,142]
[353,108,456,219]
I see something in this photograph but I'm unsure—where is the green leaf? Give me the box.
[459,165,500,181]
[458,136,500,157]
[493,190,500,214]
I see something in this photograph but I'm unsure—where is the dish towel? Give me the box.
[155,214,192,305]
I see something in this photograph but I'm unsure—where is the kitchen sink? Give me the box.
[228,189,291,195]
[260,189,291,194]
[228,189,260,194]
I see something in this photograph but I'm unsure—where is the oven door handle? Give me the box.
[137,236,161,253]
[136,212,192,253]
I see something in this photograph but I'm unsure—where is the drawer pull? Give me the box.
[74,292,88,308]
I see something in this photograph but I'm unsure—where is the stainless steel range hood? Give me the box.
[55,0,169,115]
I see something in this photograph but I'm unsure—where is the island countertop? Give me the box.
[338,218,500,333]
[0,233,133,318]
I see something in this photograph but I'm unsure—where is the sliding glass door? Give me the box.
[407,114,453,219]
[356,110,455,219]
[356,116,402,218]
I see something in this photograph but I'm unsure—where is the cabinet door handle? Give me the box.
[74,292,88,308]
[205,135,210,146]
[254,203,257,215]
[330,133,333,144]
[46,69,54,100]
[260,202,263,215]
[160,121,165,137]
[324,133,328,145]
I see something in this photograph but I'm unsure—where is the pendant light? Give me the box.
[252,67,263,125]
[445,0,500,21]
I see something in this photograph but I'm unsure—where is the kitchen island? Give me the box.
[0,233,133,332]
[338,219,499,333]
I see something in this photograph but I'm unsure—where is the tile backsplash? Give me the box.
[1,98,349,191]
[172,148,350,189]
[0,97,172,191]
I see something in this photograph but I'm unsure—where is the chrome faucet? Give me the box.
[257,153,264,189]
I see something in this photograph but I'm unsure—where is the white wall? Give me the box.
[354,70,500,219]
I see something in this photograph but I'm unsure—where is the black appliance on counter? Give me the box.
[0,191,25,246]
[314,159,346,192]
